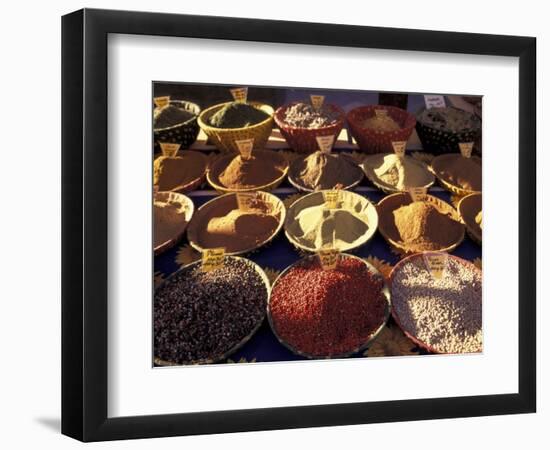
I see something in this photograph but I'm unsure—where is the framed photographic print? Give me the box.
[61,8,536,442]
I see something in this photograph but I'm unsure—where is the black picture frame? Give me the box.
[62,8,536,442]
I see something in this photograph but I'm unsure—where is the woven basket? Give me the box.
[347,105,416,154]
[273,102,345,154]
[153,100,201,152]
[197,101,274,153]
[415,106,481,154]
[347,105,416,153]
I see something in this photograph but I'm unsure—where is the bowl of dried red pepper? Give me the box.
[268,253,391,359]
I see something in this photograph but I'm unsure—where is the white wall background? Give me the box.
[0,0,546,448]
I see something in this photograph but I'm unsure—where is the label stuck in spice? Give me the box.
[236,192,257,212]
[323,190,341,209]
[423,252,448,279]
[408,186,428,202]
[310,95,325,110]
[235,138,254,159]
[230,87,248,103]
[318,248,340,270]
[374,109,389,118]
[424,95,446,109]
[154,96,170,108]
[201,248,226,272]
[159,142,181,157]
[316,135,335,153]
[392,141,407,158]
[459,142,474,158]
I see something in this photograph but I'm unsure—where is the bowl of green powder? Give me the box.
[284,190,378,253]
[153,100,201,152]
[198,101,274,153]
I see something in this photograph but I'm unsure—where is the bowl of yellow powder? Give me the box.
[154,191,194,255]
[347,105,416,154]
[361,153,435,193]
[187,191,286,255]
[284,190,378,253]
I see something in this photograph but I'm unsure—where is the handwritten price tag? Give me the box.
[154,96,170,108]
[323,190,341,209]
[310,95,325,110]
[392,141,407,158]
[316,135,335,153]
[230,87,248,103]
[235,138,254,159]
[374,109,389,118]
[459,142,474,158]
[201,248,226,272]
[409,187,428,202]
[424,95,446,109]
[236,192,258,212]
[159,142,181,157]
[318,248,340,270]
[423,253,448,280]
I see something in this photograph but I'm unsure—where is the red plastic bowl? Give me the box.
[347,105,416,154]
[274,102,345,154]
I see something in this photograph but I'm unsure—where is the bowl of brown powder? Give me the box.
[284,190,378,253]
[431,154,482,196]
[207,149,289,193]
[153,150,208,193]
[273,102,346,154]
[154,191,194,255]
[153,100,201,151]
[187,191,286,255]
[347,105,416,154]
[458,193,482,245]
[377,193,465,254]
[198,101,274,153]
[288,151,364,192]
[390,253,482,354]
[361,153,435,193]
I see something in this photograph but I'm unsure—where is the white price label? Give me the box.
[392,141,407,158]
[236,192,258,212]
[424,95,446,109]
[318,248,340,270]
[159,142,181,157]
[310,95,325,110]
[154,96,170,108]
[459,142,474,158]
[408,187,428,202]
[423,253,448,279]
[230,87,248,103]
[201,248,226,272]
[316,135,335,153]
[374,109,389,118]
[235,138,254,159]
[323,190,341,209]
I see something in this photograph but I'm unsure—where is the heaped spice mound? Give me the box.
[208,102,270,129]
[218,154,285,189]
[391,255,482,354]
[154,104,195,129]
[269,257,388,357]
[154,258,267,364]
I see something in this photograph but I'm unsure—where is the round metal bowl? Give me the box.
[267,253,391,359]
[377,192,465,255]
[360,153,435,194]
[186,191,286,256]
[430,153,482,197]
[284,190,378,253]
[287,152,364,193]
[154,191,195,256]
[206,149,289,193]
[389,252,482,354]
[458,192,482,245]
[154,256,270,366]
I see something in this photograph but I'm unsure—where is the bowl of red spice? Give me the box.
[377,192,465,255]
[207,149,289,193]
[187,191,286,256]
[274,101,346,154]
[346,105,416,154]
[268,253,391,359]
